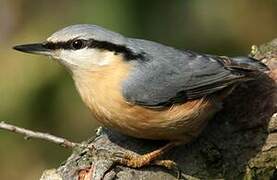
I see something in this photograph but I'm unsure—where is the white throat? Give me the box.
[56,48,117,70]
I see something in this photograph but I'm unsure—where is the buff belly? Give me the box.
[88,96,221,142]
[72,55,221,142]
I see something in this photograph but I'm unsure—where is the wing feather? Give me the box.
[122,40,247,107]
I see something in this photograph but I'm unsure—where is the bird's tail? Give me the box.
[231,56,269,72]
[223,56,269,72]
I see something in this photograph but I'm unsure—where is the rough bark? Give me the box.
[40,39,277,180]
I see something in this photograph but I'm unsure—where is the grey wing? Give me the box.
[122,42,245,107]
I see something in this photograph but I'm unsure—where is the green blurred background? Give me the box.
[0,0,276,179]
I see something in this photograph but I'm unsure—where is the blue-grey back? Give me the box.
[122,38,238,106]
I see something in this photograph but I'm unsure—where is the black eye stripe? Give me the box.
[43,39,146,61]
[43,39,87,50]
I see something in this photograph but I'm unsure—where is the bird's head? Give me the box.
[13,24,132,71]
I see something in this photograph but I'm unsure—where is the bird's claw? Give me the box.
[152,160,182,179]
[113,151,178,169]
[112,151,134,159]
[111,151,182,179]
[112,151,153,168]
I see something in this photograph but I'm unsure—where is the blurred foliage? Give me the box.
[0,0,276,179]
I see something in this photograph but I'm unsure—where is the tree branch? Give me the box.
[0,121,79,148]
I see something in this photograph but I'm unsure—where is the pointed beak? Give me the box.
[13,43,52,56]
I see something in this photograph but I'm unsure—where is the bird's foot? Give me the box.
[154,160,181,179]
[153,159,178,169]
[113,151,177,169]
[114,152,154,168]
[113,152,181,178]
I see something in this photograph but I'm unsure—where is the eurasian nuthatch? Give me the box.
[13,24,268,169]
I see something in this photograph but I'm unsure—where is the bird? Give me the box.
[13,24,268,169]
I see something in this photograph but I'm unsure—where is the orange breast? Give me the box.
[72,55,221,142]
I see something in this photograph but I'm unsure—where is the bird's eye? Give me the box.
[71,40,86,50]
